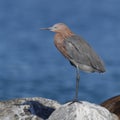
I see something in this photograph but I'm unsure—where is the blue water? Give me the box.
[0,0,120,104]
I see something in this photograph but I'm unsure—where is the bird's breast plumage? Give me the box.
[54,33,105,73]
[54,33,70,58]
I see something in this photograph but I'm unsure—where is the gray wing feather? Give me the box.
[64,35,105,72]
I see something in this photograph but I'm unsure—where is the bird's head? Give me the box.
[40,23,72,34]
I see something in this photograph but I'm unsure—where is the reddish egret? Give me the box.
[41,23,105,102]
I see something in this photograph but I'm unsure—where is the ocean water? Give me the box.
[0,0,120,104]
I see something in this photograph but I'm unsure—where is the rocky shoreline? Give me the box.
[0,97,119,120]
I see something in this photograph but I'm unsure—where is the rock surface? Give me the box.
[0,97,60,120]
[0,97,119,120]
[48,101,118,120]
[101,95,120,119]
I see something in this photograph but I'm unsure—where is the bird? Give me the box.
[41,23,105,102]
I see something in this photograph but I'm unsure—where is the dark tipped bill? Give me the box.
[40,27,51,30]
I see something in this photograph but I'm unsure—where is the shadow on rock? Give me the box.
[22,101,55,119]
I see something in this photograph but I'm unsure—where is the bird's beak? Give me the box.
[40,27,52,31]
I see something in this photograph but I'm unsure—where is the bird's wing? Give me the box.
[64,35,105,72]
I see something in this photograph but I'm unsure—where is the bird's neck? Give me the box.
[55,31,74,41]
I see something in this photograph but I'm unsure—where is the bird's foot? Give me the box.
[68,98,82,105]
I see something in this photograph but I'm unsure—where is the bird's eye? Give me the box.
[54,26,57,29]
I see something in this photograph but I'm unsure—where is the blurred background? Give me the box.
[0,0,120,104]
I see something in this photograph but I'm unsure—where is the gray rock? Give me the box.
[48,101,119,120]
[0,98,119,120]
[0,97,61,120]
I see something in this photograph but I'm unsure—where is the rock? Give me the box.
[0,97,61,120]
[101,95,120,120]
[0,97,119,120]
[48,101,119,120]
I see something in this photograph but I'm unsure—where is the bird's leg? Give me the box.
[74,66,80,102]
[69,66,80,105]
